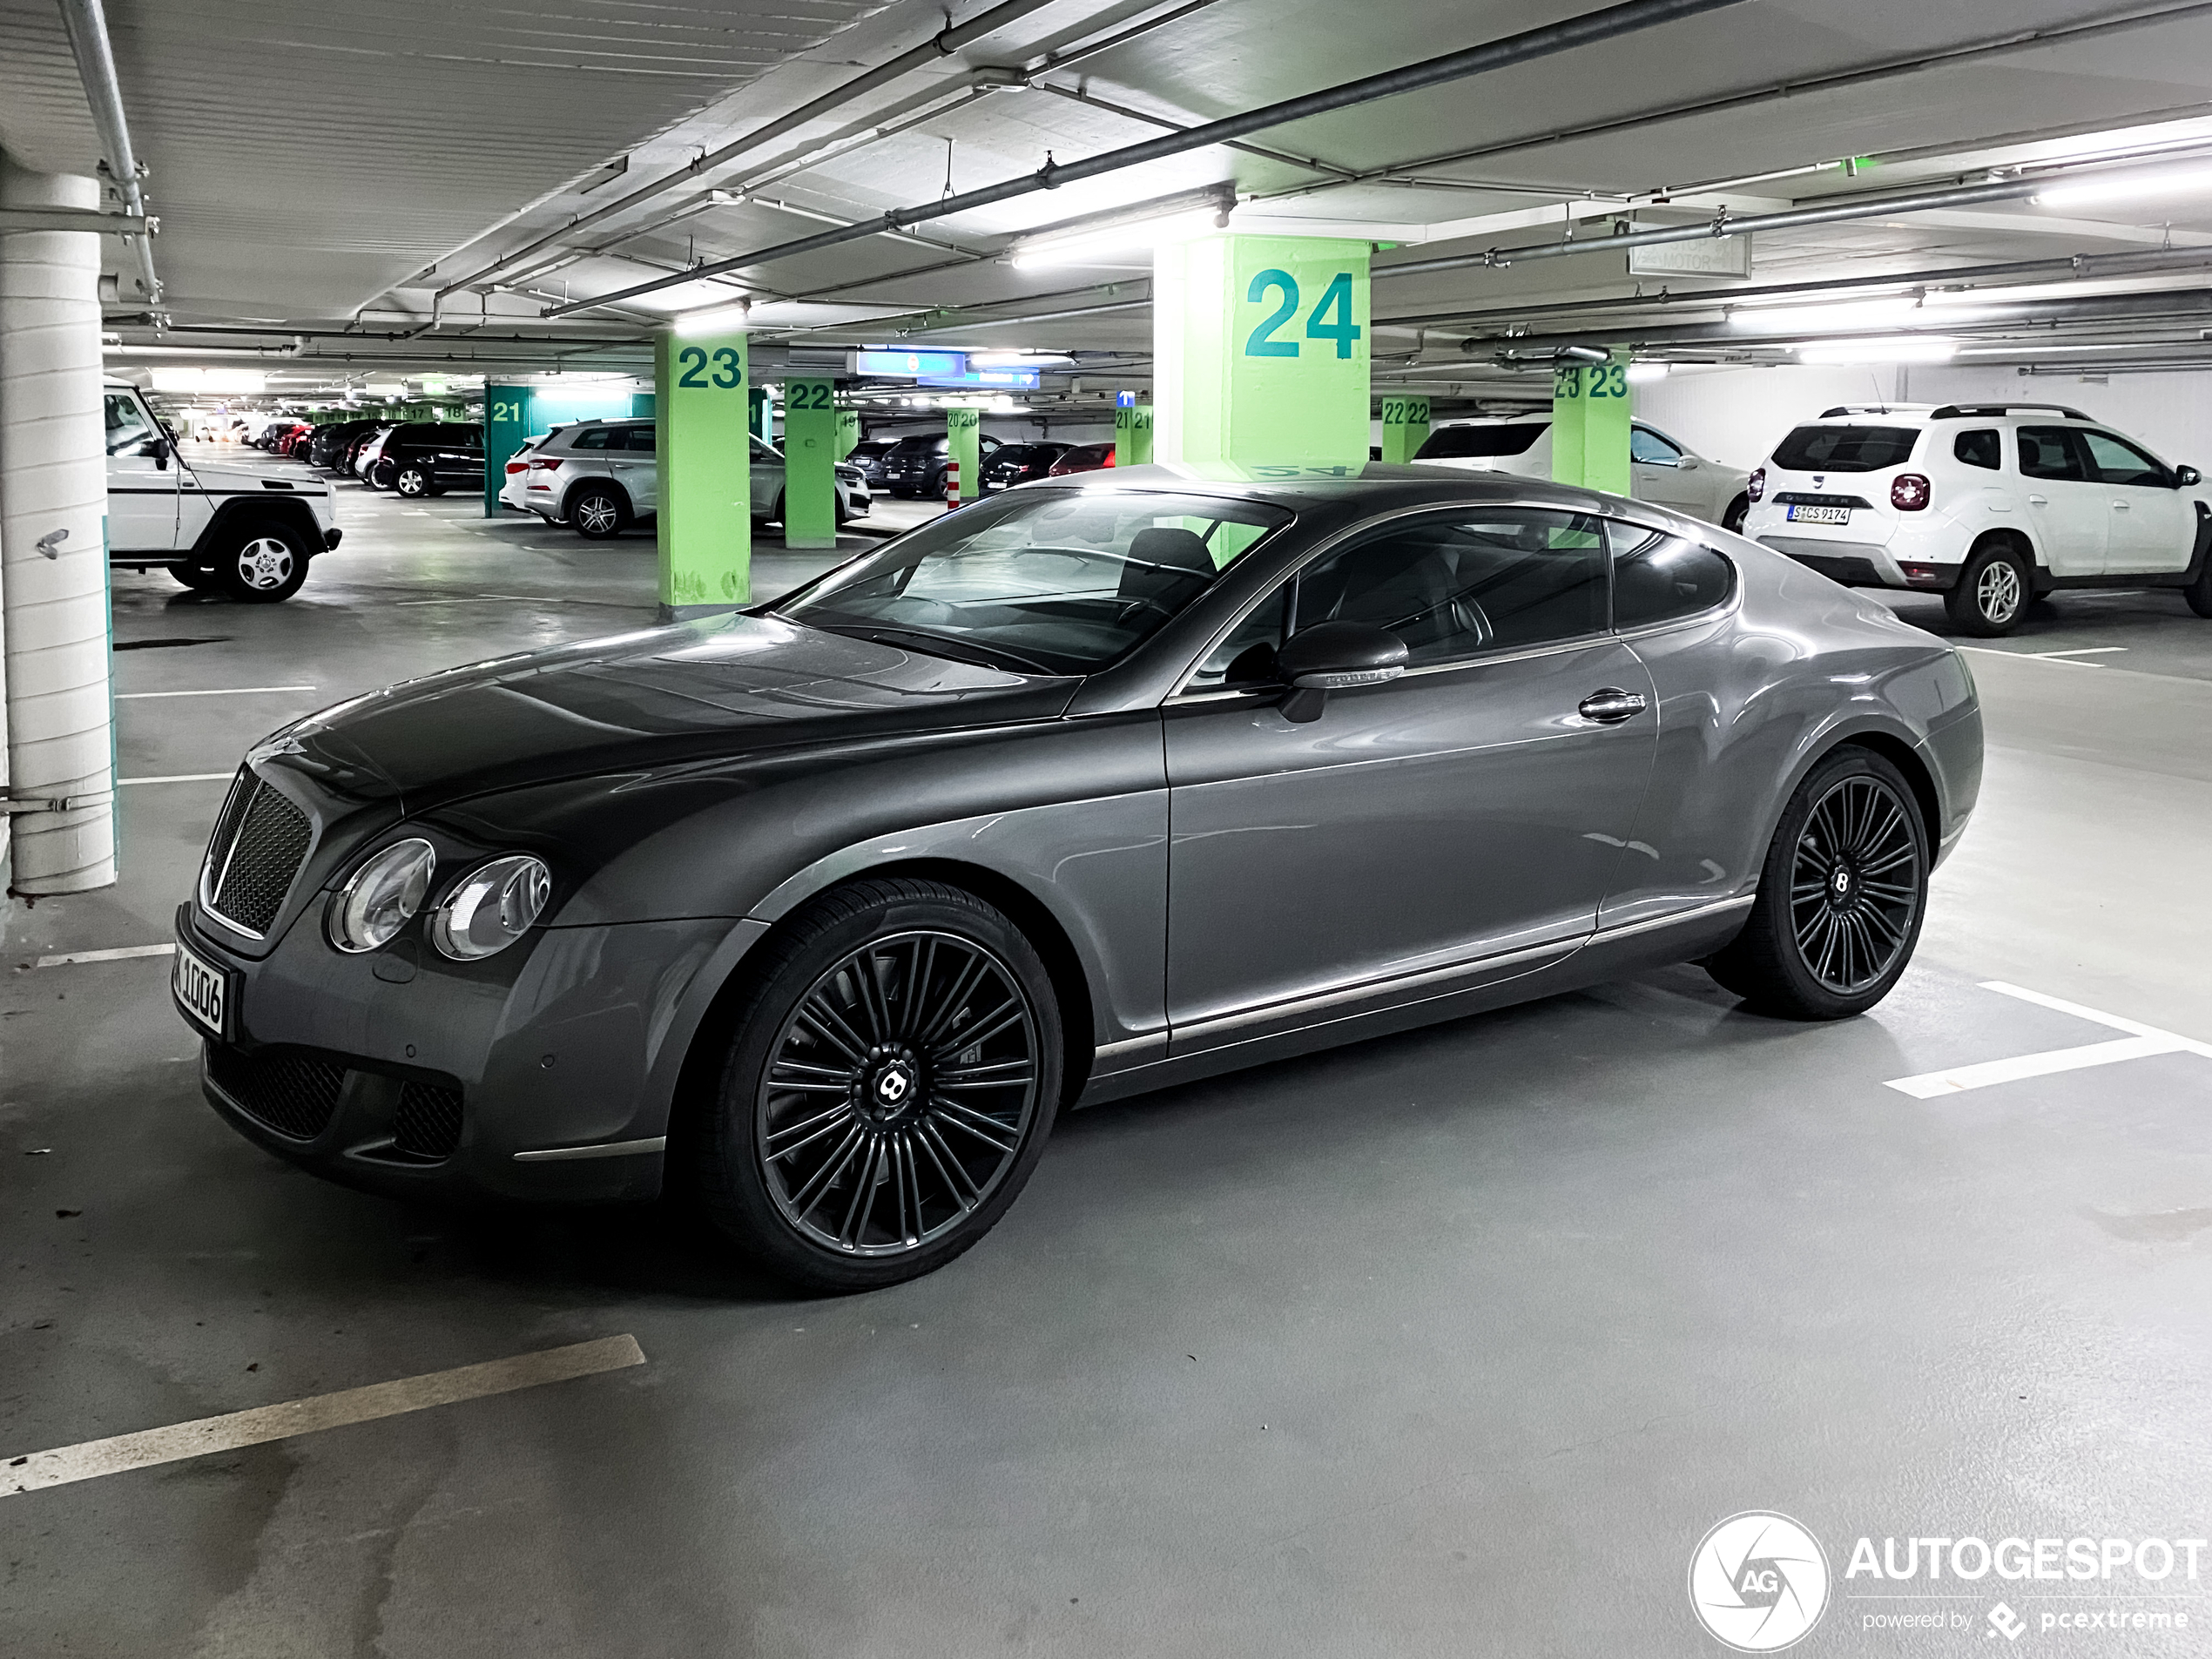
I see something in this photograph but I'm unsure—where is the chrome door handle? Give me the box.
[1578,688,1648,724]
[2113,500,2130,509]
[2027,494,2049,505]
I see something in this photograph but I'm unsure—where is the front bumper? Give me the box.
[176,901,762,1206]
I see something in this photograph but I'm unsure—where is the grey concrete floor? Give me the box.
[3,479,2209,1656]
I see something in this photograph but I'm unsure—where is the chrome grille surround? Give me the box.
[200,767,314,939]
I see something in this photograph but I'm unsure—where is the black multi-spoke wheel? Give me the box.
[762,930,1039,1257]
[692,878,1062,1291]
[1707,747,1929,1019]
[1787,775,1920,995]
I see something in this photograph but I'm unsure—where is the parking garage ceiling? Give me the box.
[24,0,2212,399]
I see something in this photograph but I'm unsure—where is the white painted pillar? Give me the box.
[0,151,116,892]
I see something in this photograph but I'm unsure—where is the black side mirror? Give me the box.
[141,435,171,470]
[2177,465,2201,488]
[1274,621,1408,723]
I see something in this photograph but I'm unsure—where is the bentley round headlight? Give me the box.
[328,839,436,953]
[429,855,552,961]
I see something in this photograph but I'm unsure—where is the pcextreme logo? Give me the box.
[1689,1511,1831,1652]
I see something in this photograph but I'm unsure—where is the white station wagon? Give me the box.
[1743,402,2212,635]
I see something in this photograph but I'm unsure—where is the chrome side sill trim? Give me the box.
[513,1136,668,1163]
[1176,935,1583,1046]
[1093,1032,1169,1064]
[1590,892,1756,943]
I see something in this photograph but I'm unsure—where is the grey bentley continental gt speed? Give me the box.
[173,465,1983,1290]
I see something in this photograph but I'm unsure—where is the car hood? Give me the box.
[253,613,1079,813]
[188,457,322,489]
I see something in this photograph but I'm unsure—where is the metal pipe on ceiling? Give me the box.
[437,0,1063,300]
[54,0,159,303]
[1373,157,2212,283]
[1432,288,2212,357]
[1384,246,2212,334]
[541,0,1753,319]
[1251,0,2212,212]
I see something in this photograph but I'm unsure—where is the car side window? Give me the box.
[2017,426,2087,482]
[104,393,153,455]
[1607,523,1735,629]
[1191,588,1292,690]
[623,426,656,455]
[570,427,617,451]
[2080,428,2169,488]
[1291,508,1611,667]
[1629,426,1683,466]
[1953,428,2000,470]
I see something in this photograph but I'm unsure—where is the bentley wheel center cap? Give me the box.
[877,1063,912,1104]
[1831,866,1853,899]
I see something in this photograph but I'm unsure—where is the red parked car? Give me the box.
[1046,441,1116,477]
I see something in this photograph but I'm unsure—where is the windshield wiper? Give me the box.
[811,622,1057,677]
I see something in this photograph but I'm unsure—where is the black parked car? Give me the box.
[878,431,1004,497]
[307,420,380,471]
[844,440,894,488]
[175,467,1982,1291]
[368,422,486,496]
[981,442,1069,489]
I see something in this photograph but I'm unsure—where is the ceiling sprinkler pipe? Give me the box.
[543,0,1752,318]
[55,0,159,304]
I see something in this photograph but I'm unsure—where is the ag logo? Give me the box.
[1689,1512,1830,1652]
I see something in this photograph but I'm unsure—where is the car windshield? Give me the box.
[1416,423,1547,460]
[1770,424,1921,472]
[776,489,1294,676]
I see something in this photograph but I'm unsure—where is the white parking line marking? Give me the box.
[36,943,175,968]
[1958,647,2106,669]
[1885,981,2212,1097]
[3,1334,644,1497]
[2033,647,2128,659]
[118,773,233,786]
[116,685,316,699]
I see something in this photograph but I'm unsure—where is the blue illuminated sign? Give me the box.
[1116,390,1137,408]
[854,348,966,379]
[920,369,1041,389]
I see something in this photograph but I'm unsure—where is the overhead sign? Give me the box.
[1628,234,1752,279]
[1116,390,1137,408]
[853,348,965,378]
[919,368,1040,389]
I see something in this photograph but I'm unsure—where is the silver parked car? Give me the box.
[518,416,870,537]
[175,467,1981,1291]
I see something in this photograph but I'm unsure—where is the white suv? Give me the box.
[1413,415,1753,529]
[105,381,339,602]
[520,416,870,538]
[1743,402,2212,635]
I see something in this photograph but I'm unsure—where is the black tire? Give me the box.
[690,877,1062,1293]
[772,490,786,526]
[213,521,310,603]
[569,485,628,539]
[2186,555,2212,619]
[393,463,431,498]
[1944,540,2033,636]
[1722,493,1750,534]
[1706,747,1929,1020]
[169,564,216,591]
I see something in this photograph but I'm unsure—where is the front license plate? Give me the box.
[1786,503,1852,525]
[172,938,230,1039]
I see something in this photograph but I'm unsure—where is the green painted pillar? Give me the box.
[1154,233,1369,475]
[1379,394,1431,464]
[782,377,839,550]
[833,409,860,462]
[483,384,534,517]
[1550,352,1630,496]
[656,326,752,619]
[1114,400,1155,466]
[948,407,981,501]
[631,392,656,418]
[747,385,772,446]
